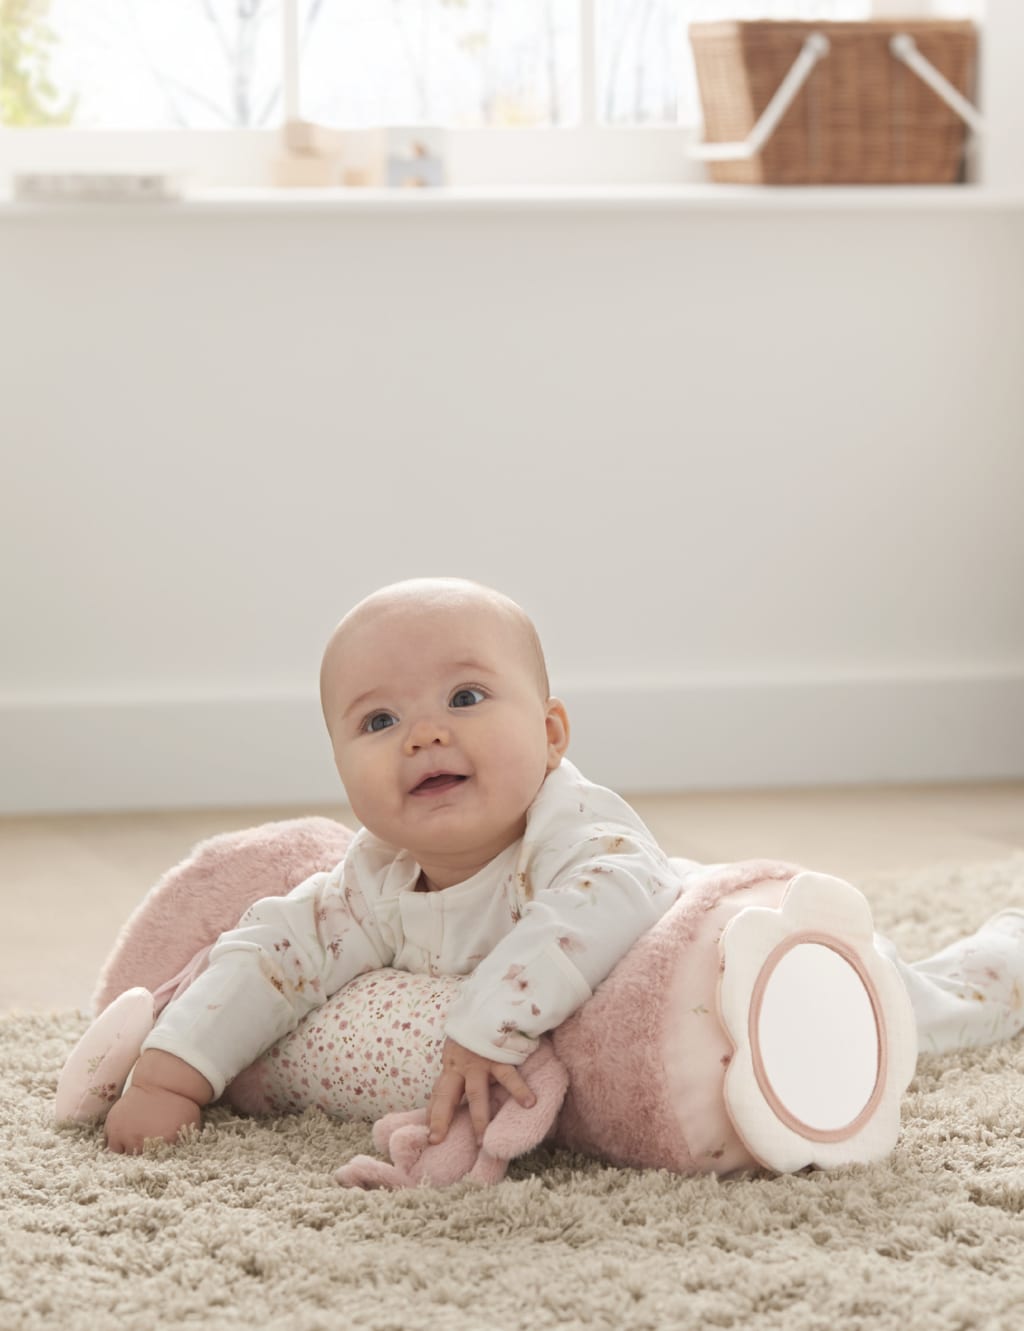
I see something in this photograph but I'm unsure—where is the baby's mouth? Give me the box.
[410,773,469,796]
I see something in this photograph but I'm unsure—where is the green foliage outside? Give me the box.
[0,0,77,126]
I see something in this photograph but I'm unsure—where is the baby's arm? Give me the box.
[105,861,391,1152]
[425,828,677,1142]
[444,828,679,1063]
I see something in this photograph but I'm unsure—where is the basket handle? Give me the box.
[889,34,985,136]
[688,33,830,162]
[689,29,985,162]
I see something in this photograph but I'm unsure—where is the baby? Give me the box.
[103,575,1024,1156]
[105,576,686,1154]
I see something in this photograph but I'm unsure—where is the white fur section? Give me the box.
[2,670,1022,813]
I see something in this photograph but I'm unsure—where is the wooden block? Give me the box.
[283,119,347,158]
[271,155,341,188]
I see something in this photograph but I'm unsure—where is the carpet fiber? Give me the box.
[4,855,1024,1331]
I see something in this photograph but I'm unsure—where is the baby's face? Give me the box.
[322,598,565,869]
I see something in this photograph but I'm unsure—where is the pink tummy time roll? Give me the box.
[91,815,804,1177]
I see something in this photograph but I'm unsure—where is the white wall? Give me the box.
[2,195,1022,813]
[981,0,1024,191]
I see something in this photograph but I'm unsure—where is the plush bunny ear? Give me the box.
[480,1042,568,1163]
[371,1107,428,1153]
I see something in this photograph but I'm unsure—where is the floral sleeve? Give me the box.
[141,860,393,1098]
[443,829,681,1063]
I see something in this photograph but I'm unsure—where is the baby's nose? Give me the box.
[405,716,452,750]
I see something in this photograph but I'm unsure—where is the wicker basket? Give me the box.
[689,20,977,185]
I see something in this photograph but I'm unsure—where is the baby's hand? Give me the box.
[105,1083,202,1154]
[427,1038,536,1146]
[104,1050,212,1154]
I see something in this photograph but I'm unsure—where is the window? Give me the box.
[4,0,285,129]
[604,0,873,128]
[0,1,969,187]
[6,0,581,130]
[301,1,580,128]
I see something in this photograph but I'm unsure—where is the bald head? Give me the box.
[320,578,550,736]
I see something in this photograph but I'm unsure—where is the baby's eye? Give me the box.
[450,686,486,709]
[363,712,397,734]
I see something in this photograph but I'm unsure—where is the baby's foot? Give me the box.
[959,909,1024,1036]
[55,988,155,1124]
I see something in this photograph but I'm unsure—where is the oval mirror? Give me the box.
[754,942,880,1134]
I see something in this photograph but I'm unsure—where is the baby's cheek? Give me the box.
[341,753,386,814]
[499,749,550,810]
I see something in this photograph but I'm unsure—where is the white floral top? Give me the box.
[142,759,687,1099]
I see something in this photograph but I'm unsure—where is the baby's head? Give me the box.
[320,578,569,885]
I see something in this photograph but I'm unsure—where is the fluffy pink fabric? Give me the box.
[92,817,354,1016]
[550,859,800,1173]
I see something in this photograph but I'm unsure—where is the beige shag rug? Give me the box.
[4,855,1024,1331]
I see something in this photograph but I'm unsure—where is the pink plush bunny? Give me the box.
[334,1040,569,1189]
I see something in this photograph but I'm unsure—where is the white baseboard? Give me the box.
[3,671,1023,814]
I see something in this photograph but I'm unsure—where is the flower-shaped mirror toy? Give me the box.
[717,871,918,1172]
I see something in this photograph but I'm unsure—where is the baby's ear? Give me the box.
[544,698,570,768]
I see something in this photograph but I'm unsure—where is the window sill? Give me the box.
[1,182,1023,218]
